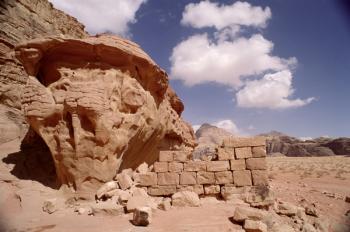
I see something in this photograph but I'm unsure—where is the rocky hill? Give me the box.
[195,123,234,145]
[0,0,88,144]
[262,131,350,156]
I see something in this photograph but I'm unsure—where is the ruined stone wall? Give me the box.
[137,137,268,197]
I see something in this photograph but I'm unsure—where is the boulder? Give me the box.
[42,199,58,214]
[132,207,152,226]
[171,191,200,207]
[14,35,196,195]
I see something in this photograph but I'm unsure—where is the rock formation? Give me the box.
[15,35,196,194]
[195,123,234,146]
[0,0,88,144]
[261,131,350,156]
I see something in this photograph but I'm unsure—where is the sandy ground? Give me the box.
[0,139,349,232]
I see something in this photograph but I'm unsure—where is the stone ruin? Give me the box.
[138,136,269,199]
[14,35,269,201]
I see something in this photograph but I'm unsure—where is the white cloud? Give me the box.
[236,70,315,109]
[170,33,296,87]
[213,119,239,134]
[170,1,314,110]
[181,1,271,30]
[49,0,146,36]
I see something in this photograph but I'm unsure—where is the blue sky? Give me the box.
[50,0,350,138]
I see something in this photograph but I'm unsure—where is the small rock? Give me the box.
[118,190,131,205]
[171,191,200,207]
[42,199,57,214]
[132,207,152,226]
[345,196,350,203]
[92,202,125,216]
[305,204,319,217]
[158,198,171,211]
[274,201,297,216]
[244,219,267,232]
[136,162,148,174]
[116,173,133,190]
[96,181,119,199]
[75,206,93,215]
[233,206,267,223]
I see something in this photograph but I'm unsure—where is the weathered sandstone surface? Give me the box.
[0,0,88,143]
[15,35,196,194]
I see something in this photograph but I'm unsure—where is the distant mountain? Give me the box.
[259,131,350,156]
[195,123,234,145]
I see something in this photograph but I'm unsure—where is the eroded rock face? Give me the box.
[0,0,88,144]
[15,35,196,194]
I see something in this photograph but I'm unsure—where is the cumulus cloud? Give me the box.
[213,119,239,134]
[170,33,296,87]
[170,0,314,110]
[49,0,146,36]
[236,70,315,109]
[181,1,271,30]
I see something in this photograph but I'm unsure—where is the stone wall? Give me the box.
[137,137,268,197]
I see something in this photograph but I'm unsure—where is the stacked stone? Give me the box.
[137,137,267,197]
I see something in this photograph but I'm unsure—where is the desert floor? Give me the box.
[0,139,349,232]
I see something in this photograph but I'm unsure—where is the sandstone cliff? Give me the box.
[0,0,88,143]
[15,35,196,194]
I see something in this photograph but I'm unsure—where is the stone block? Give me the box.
[215,171,233,184]
[180,172,197,185]
[230,159,246,170]
[184,161,206,171]
[158,173,179,185]
[235,147,252,159]
[139,173,157,186]
[168,162,183,172]
[132,207,152,226]
[177,185,194,192]
[173,151,189,162]
[246,158,267,170]
[148,186,177,196]
[154,162,168,172]
[251,170,268,185]
[204,185,220,195]
[197,171,215,184]
[252,146,266,158]
[206,161,230,171]
[223,136,266,148]
[159,151,173,162]
[233,170,252,186]
[220,185,247,200]
[233,206,267,222]
[217,147,235,160]
[116,173,133,190]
